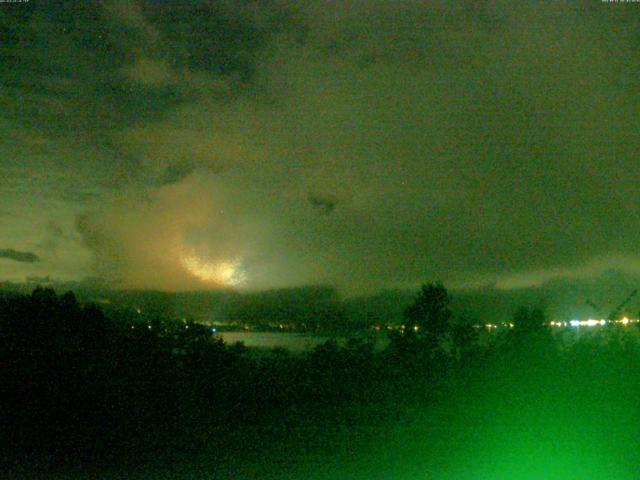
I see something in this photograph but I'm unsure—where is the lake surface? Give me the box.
[218,331,389,352]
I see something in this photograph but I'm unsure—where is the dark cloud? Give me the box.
[160,161,198,186]
[0,0,299,184]
[307,193,338,214]
[0,249,40,263]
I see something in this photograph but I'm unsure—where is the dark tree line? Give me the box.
[1,282,619,474]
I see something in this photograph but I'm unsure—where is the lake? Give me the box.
[217,331,389,352]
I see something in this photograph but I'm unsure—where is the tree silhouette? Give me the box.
[403,282,453,344]
[451,321,478,362]
[512,305,547,333]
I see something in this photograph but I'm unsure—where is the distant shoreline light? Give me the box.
[473,317,638,330]
[563,317,636,328]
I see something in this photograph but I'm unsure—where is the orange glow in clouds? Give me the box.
[179,248,246,287]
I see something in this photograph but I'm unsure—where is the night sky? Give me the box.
[1,1,639,293]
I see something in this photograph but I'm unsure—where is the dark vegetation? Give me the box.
[2,284,640,478]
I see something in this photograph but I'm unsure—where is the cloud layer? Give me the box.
[1,1,640,291]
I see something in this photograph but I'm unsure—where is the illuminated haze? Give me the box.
[1,1,639,292]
